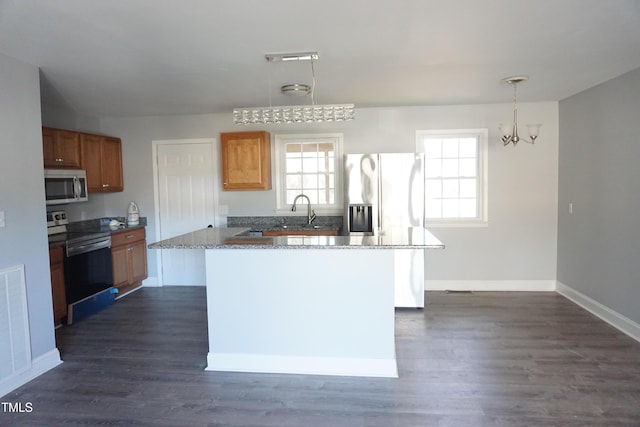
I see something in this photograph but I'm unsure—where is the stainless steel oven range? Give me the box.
[63,232,114,304]
[47,210,116,324]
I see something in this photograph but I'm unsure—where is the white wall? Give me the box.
[99,101,559,284]
[0,54,56,359]
[41,104,100,134]
[558,67,640,325]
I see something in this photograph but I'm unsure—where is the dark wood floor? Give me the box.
[3,288,640,426]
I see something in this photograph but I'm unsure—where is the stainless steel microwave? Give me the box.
[44,169,89,205]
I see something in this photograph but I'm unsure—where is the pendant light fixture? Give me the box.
[499,76,541,146]
[233,52,355,125]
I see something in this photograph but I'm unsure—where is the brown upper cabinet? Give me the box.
[42,127,81,168]
[220,131,271,191]
[80,133,124,193]
[42,127,124,192]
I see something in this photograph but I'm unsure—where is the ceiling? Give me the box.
[1,0,640,118]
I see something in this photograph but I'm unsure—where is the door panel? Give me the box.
[379,153,424,229]
[156,141,216,285]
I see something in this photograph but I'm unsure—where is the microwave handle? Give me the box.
[73,176,80,199]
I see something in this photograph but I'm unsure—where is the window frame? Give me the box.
[274,133,344,215]
[416,129,488,227]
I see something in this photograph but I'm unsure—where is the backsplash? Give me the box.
[67,217,147,233]
[227,216,342,230]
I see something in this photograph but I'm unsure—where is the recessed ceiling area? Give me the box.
[1,0,639,117]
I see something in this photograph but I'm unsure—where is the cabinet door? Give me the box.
[129,240,148,284]
[42,127,57,167]
[101,137,124,192]
[80,133,104,192]
[221,131,271,190]
[81,134,124,193]
[50,262,66,325]
[56,130,82,168]
[111,228,147,297]
[111,245,129,288]
[49,246,67,326]
[43,127,81,168]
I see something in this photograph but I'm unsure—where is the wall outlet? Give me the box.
[0,211,5,228]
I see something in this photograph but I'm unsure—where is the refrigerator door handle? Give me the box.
[377,154,383,233]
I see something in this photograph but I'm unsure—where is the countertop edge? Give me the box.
[147,227,445,250]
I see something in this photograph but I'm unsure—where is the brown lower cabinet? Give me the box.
[49,245,67,326]
[111,227,148,297]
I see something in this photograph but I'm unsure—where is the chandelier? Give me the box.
[499,76,541,146]
[233,52,355,125]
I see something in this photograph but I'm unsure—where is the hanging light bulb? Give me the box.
[499,76,541,146]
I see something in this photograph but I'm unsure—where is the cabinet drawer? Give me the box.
[111,227,145,247]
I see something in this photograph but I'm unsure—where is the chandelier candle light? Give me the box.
[233,52,355,125]
[499,76,541,146]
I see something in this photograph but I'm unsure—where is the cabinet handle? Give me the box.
[56,158,63,162]
[102,184,109,187]
[126,234,134,239]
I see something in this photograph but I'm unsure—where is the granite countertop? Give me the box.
[48,218,147,247]
[93,223,146,234]
[148,227,445,250]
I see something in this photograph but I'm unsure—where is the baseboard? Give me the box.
[0,349,62,398]
[425,279,556,292]
[556,281,640,343]
[141,276,160,287]
[115,285,143,300]
[143,278,206,287]
[206,352,398,378]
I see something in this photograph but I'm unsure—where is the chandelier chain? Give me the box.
[310,58,317,105]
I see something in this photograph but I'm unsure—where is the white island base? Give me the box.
[205,248,398,378]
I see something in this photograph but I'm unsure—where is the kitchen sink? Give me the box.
[279,224,321,230]
[233,223,341,237]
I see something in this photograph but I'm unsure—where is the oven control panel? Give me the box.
[47,210,69,227]
[47,210,69,235]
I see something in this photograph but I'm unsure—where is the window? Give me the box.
[275,133,343,212]
[416,129,487,226]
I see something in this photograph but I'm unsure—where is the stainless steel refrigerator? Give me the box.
[344,153,426,308]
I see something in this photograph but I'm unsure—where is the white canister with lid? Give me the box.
[127,201,139,226]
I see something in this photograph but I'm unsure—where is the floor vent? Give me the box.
[445,290,473,294]
[0,265,32,384]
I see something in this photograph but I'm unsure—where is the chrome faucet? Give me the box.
[291,194,317,224]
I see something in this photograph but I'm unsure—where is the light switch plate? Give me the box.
[0,211,5,228]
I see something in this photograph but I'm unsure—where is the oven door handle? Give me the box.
[66,238,111,257]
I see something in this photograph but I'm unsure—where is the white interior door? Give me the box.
[154,139,217,286]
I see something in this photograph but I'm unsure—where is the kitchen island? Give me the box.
[149,227,444,378]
